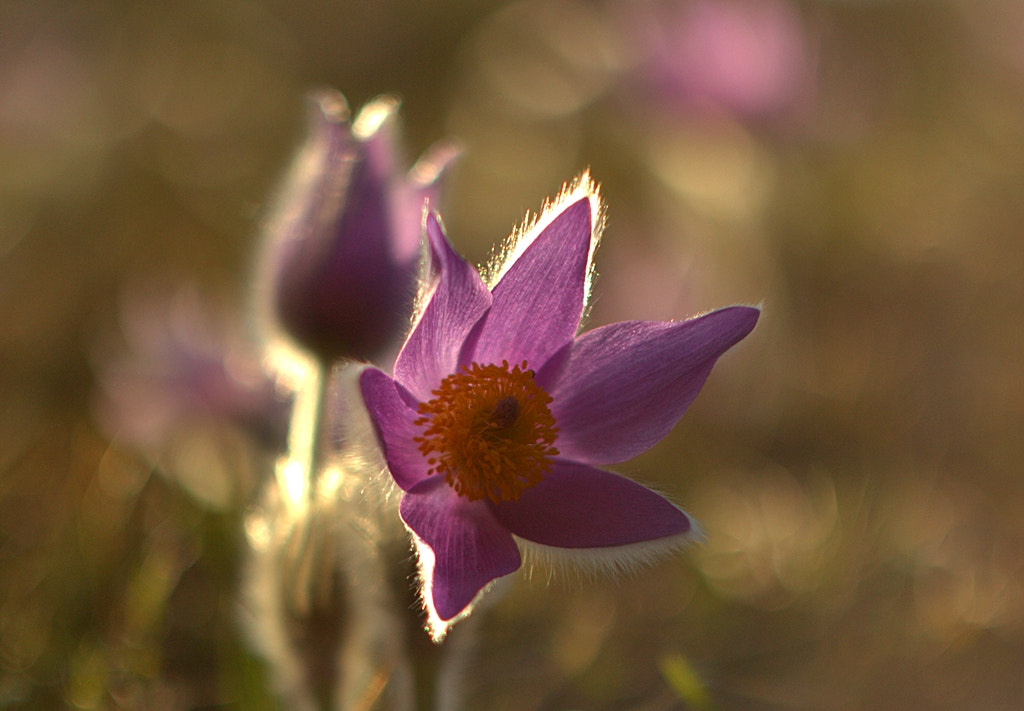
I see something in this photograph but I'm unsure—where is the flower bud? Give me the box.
[259,89,457,363]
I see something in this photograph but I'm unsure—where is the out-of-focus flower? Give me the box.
[93,288,292,507]
[258,89,458,364]
[625,0,813,121]
[96,287,291,452]
[358,175,759,639]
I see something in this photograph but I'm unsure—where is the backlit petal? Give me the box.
[394,212,492,400]
[358,367,430,491]
[401,478,522,621]
[549,306,759,464]
[490,459,693,548]
[463,197,593,369]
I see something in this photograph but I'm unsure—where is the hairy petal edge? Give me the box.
[401,478,522,624]
[394,212,492,401]
[490,459,692,548]
[359,367,431,491]
[464,198,594,369]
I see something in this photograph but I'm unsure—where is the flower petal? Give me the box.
[396,141,460,269]
[490,459,693,548]
[401,478,521,622]
[358,367,430,491]
[463,197,594,369]
[357,95,423,269]
[394,212,492,400]
[548,306,759,465]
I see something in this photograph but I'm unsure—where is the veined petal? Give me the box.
[549,306,759,465]
[463,197,595,369]
[394,212,492,401]
[490,459,693,548]
[359,367,430,491]
[401,478,521,624]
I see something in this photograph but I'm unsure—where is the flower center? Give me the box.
[414,360,559,503]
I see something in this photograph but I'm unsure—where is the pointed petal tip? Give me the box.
[715,303,762,343]
[404,533,459,643]
[514,500,701,579]
[422,565,513,641]
[352,93,401,139]
[401,481,521,637]
[424,208,446,243]
[499,172,604,273]
[410,141,462,187]
[420,208,466,285]
[306,88,350,124]
[492,461,694,549]
[560,171,604,233]
[549,307,759,465]
[725,301,761,325]
[678,303,761,350]
[547,172,603,237]
[558,169,600,205]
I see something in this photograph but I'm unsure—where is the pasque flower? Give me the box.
[96,288,292,454]
[260,89,457,363]
[359,176,759,638]
[93,288,293,510]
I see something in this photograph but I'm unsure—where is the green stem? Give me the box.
[276,356,327,518]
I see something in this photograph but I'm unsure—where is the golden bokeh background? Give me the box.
[3,1,1024,709]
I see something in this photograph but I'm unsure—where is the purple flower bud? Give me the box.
[259,90,458,363]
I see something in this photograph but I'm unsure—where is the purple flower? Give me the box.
[259,90,458,363]
[357,176,759,638]
[628,0,812,121]
[94,287,292,458]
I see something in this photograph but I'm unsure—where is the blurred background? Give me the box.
[3,0,1024,709]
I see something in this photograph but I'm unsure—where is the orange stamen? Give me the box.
[414,360,559,503]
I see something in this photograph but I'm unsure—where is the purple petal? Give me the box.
[395,142,460,269]
[549,306,759,465]
[490,459,692,548]
[393,212,492,401]
[358,96,422,268]
[463,198,593,370]
[358,367,430,491]
[401,478,522,621]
